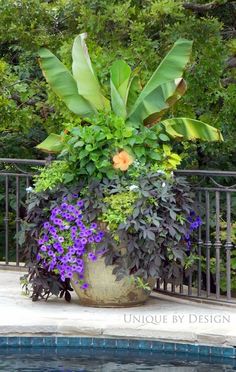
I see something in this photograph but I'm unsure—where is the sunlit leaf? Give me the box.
[36,133,63,153]
[39,48,95,116]
[72,33,110,111]
[161,118,224,142]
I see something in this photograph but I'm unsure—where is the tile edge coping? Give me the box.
[0,336,235,359]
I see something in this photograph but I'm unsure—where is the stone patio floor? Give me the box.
[1,270,236,347]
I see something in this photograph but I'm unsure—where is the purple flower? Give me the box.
[88,252,97,262]
[61,203,68,210]
[58,236,64,243]
[94,235,102,243]
[77,200,84,208]
[48,250,55,257]
[68,205,76,213]
[91,223,97,229]
[80,283,89,289]
[80,237,87,245]
[88,236,94,243]
[43,235,49,242]
[43,222,50,229]
[40,245,47,252]
[76,266,84,273]
[49,226,56,234]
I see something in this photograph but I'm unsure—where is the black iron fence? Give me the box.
[0,158,46,267]
[0,158,236,304]
[157,169,236,304]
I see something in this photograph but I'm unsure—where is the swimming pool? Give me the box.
[0,346,236,371]
[0,336,235,371]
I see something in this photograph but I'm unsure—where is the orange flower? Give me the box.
[113,150,134,171]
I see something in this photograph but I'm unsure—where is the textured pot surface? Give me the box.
[71,256,154,308]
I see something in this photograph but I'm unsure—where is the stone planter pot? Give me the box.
[71,256,155,307]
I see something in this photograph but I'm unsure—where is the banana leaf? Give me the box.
[39,48,95,116]
[128,39,193,125]
[36,133,63,153]
[126,74,142,116]
[161,118,223,142]
[110,60,131,118]
[72,33,110,111]
[143,78,187,127]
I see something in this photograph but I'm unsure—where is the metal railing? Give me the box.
[0,158,46,268]
[0,158,236,304]
[157,169,236,304]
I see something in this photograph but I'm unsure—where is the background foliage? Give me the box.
[0,0,235,167]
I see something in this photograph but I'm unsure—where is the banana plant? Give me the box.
[37,34,222,152]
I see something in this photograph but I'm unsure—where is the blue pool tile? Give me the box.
[138,340,152,350]
[152,341,164,351]
[0,338,7,347]
[186,344,199,355]
[104,338,117,349]
[128,339,140,350]
[199,345,210,356]
[116,339,129,349]
[92,338,106,348]
[210,346,223,357]
[222,347,235,358]
[31,337,45,347]
[67,337,81,347]
[80,337,93,347]
[7,337,20,347]
[175,343,188,353]
[20,337,32,347]
[56,337,69,347]
[163,342,176,352]
[44,337,56,347]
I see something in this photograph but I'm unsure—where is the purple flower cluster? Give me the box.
[185,210,202,250]
[37,195,105,289]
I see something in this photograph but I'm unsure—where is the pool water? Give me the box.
[0,347,235,371]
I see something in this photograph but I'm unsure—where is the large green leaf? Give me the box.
[143,78,187,127]
[128,39,193,125]
[126,74,142,116]
[38,48,95,116]
[110,60,131,118]
[36,133,63,153]
[161,118,223,142]
[72,33,110,111]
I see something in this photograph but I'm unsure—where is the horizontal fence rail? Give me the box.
[156,169,236,304]
[0,158,236,304]
[0,158,47,268]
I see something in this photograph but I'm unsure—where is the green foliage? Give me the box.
[51,112,184,181]
[33,161,70,192]
[80,174,195,282]
[101,191,139,231]
[37,33,222,156]
[0,0,235,166]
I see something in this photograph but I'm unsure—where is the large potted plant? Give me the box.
[21,34,222,307]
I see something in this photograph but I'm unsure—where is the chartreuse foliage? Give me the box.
[0,0,235,167]
[36,34,222,155]
[34,161,69,193]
